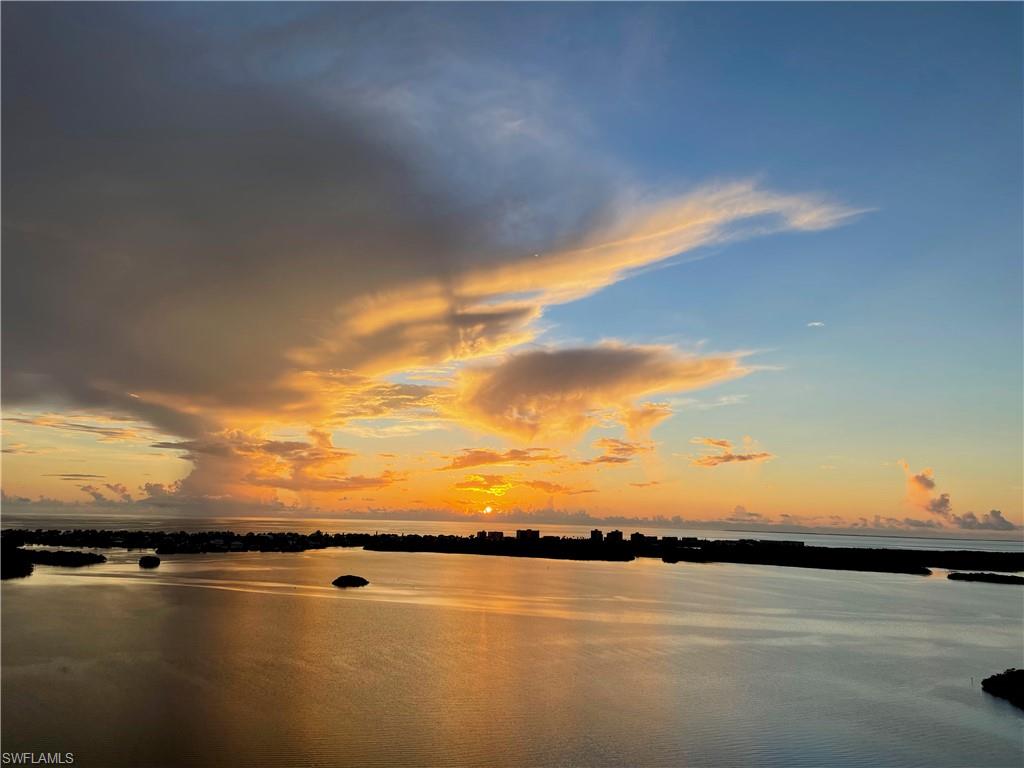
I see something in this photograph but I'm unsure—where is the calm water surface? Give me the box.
[3,546,1022,767]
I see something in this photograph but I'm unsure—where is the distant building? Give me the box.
[486,531,504,541]
[590,529,603,542]
[606,529,623,543]
[516,529,540,542]
[661,536,678,545]
[477,530,488,540]
[631,532,658,544]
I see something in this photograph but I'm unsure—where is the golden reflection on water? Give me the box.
[3,548,1023,767]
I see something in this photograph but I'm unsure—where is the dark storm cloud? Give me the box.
[3,6,851,439]
[3,5,489,423]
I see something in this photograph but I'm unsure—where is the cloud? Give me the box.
[583,437,654,465]
[690,437,774,468]
[807,321,825,328]
[454,344,749,439]
[454,474,515,497]
[4,414,158,443]
[692,452,773,468]
[2,5,860,504]
[629,480,660,488]
[899,461,1018,531]
[673,394,748,411]
[452,474,594,497]
[694,437,733,450]
[77,483,131,504]
[152,429,404,498]
[727,505,766,522]
[2,442,54,455]
[954,510,1017,531]
[104,483,133,503]
[905,464,937,492]
[43,473,107,480]
[867,515,944,531]
[620,402,674,437]
[439,447,564,471]
[900,461,953,519]
[0,490,33,505]
[140,482,178,501]
[926,493,952,517]
[522,480,595,496]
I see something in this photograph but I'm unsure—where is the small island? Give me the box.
[1,549,34,580]
[948,572,1024,585]
[981,668,1024,709]
[1,545,107,579]
[139,555,161,569]
[332,575,369,588]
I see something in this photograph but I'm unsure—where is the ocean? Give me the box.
[2,521,1021,767]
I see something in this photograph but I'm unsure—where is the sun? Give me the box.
[483,506,493,514]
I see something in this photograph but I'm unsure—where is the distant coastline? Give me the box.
[2,510,1020,550]
[3,528,1022,580]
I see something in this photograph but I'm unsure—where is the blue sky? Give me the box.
[541,2,1023,501]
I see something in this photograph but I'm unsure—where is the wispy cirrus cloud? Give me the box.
[4,414,160,443]
[522,479,596,496]
[690,436,774,468]
[439,447,565,471]
[619,402,674,438]
[2,442,56,455]
[583,437,654,466]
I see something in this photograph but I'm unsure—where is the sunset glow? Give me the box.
[1,3,1020,538]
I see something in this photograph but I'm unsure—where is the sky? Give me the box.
[2,3,1021,536]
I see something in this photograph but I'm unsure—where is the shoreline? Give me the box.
[3,527,1022,579]
[3,513,1020,548]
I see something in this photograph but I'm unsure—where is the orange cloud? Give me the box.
[4,413,161,443]
[583,437,655,465]
[454,474,514,496]
[455,181,863,308]
[452,474,593,498]
[439,447,564,471]
[453,343,749,439]
[898,461,1017,531]
[153,429,405,498]
[522,479,595,496]
[690,436,774,468]
[899,460,939,508]
[620,402,674,438]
